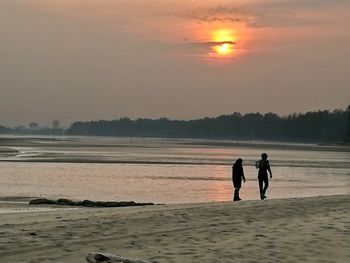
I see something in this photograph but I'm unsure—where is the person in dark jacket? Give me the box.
[255,153,272,200]
[232,158,246,201]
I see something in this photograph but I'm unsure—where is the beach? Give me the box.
[0,194,349,262]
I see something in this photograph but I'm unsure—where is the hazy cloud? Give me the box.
[185,0,350,28]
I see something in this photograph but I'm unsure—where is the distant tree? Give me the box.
[0,124,9,134]
[52,120,60,129]
[29,122,39,130]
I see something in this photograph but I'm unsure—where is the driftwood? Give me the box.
[86,252,158,263]
[29,198,154,207]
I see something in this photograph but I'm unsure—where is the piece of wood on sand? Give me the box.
[86,252,158,263]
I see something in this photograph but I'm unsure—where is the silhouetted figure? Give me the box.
[232,158,246,201]
[255,153,272,200]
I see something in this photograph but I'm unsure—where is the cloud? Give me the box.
[168,40,238,61]
[184,6,255,26]
[184,0,350,28]
[190,15,253,25]
[183,40,235,46]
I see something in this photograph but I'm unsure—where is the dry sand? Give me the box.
[0,195,349,263]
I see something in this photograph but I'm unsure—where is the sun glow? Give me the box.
[213,42,234,55]
[213,29,236,43]
[211,29,236,56]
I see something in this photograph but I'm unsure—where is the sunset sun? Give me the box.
[211,29,236,56]
[213,42,234,55]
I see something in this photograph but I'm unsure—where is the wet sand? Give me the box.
[1,135,349,165]
[0,194,349,262]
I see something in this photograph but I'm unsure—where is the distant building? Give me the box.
[52,120,60,129]
[29,122,39,130]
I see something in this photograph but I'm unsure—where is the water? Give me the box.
[0,136,349,203]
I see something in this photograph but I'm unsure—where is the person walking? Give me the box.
[255,153,272,200]
[232,158,246,201]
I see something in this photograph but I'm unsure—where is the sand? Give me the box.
[0,195,349,263]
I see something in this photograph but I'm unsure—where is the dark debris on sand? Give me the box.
[29,198,155,207]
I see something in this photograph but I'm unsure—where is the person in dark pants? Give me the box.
[232,158,246,201]
[255,153,272,200]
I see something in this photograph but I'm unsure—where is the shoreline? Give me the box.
[1,135,350,151]
[0,191,348,206]
[1,194,349,262]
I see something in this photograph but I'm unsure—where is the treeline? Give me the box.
[0,125,64,135]
[0,125,10,133]
[66,106,350,143]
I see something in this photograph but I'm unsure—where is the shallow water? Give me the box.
[0,136,349,203]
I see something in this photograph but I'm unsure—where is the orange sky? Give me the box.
[0,0,349,126]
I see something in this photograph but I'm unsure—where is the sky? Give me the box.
[0,0,349,127]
